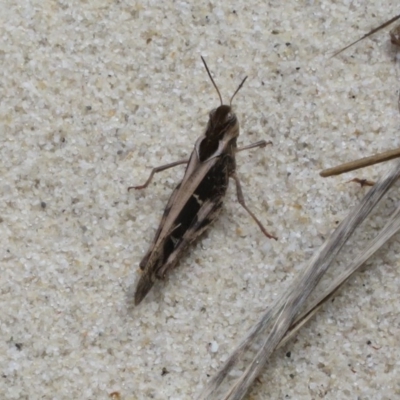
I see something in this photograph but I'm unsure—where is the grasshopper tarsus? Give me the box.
[128,183,147,191]
[128,159,189,191]
[231,172,277,240]
[236,140,272,153]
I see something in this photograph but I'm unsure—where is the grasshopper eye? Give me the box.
[225,112,236,123]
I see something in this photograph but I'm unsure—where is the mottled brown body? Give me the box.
[132,58,275,305]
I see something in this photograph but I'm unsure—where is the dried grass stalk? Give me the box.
[281,194,400,348]
[197,158,400,400]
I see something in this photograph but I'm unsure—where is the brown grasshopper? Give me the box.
[130,57,276,305]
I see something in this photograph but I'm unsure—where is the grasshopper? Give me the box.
[131,57,276,305]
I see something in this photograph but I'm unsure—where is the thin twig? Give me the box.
[320,147,400,177]
[332,14,400,57]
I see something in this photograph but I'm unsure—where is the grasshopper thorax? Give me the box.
[206,105,238,138]
[198,105,239,161]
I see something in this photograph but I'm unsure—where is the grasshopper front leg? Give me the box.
[128,159,189,190]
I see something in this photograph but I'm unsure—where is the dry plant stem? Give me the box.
[332,14,400,57]
[320,147,400,177]
[197,158,400,400]
[280,196,400,348]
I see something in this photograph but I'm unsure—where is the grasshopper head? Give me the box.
[206,104,238,139]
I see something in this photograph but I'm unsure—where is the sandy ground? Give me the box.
[0,1,399,399]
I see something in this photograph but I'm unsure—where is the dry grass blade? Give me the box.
[324,15,400,177]
[280,195,400,348]
[320,146,400,177]
[197,158,400,400]
[332,13,400,57]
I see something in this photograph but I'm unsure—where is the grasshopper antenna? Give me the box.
[230,75,248,106]
[201,56,223,106]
